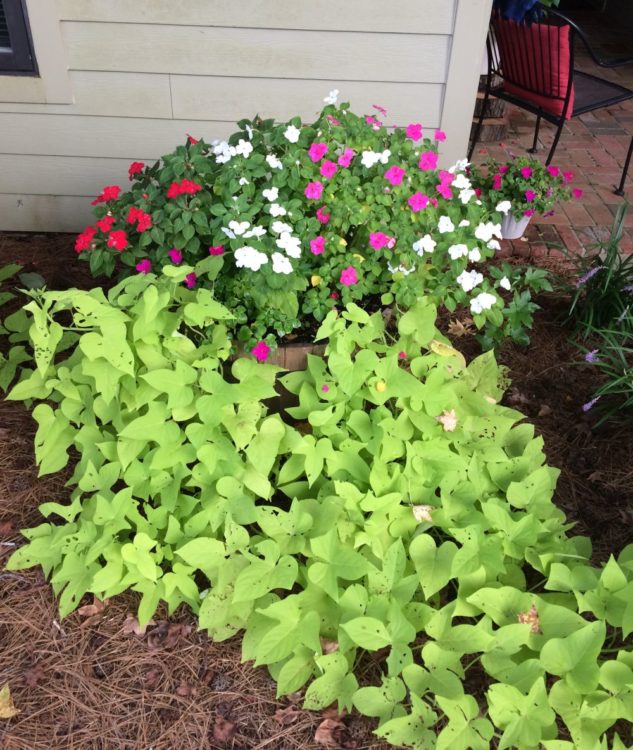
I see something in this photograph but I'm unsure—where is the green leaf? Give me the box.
[341,617,391,650]
[174,538,225,574]
[540,621,605,693]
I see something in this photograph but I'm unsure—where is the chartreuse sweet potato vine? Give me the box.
[3,272,633,749]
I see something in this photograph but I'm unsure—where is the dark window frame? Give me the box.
[0,0,38,75]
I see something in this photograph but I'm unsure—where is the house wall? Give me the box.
[0,0,492,232]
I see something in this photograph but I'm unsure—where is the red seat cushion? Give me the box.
[496,18,575,119]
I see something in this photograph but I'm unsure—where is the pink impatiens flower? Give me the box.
[310,236,326,255]
[338,148,355,168]
[168,248,183,264]
[434,129,447,141]
[573,188,583,199]
[408,192,429,212]
[384,165,406,186]
[369,232,395,250]
[320,160,338,179]
[372,103,388,116]
[340,266,358,287]
[547,165,560,177]
[305,181,324,200]
[308,142,328,162]
[524,209,536,217]
[316,206,330,224]
[365,115,381,128]
[406,123,423,141]
[418,151,439,171]
[436,169,454,199]
[251,341,271,363]
[492,174,503,190]
[520,166,533,179]
[209,245,224,255]
[563,171,574,182]
[498,165,509,174]
[136,259,152,274]
[326,114,341,126]
[184,272,197,289]
[525,189,536,202]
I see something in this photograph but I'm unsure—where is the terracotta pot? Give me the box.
[501,212,531,240]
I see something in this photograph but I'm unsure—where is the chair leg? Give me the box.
[528,114,541,154]
[468,79,491,161]
[614,136,633,197]
[545,120,565,166]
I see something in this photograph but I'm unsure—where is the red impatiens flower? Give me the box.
[128,161,145,180]
[106,230,128,251]
[186,133,199,144]
[91,185,121,205]
[95,215,116,233]
[75,226,96,253]
[167,179,203,199]
[126,206,152,232]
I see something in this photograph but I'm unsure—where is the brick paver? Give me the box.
[472,19,633,260]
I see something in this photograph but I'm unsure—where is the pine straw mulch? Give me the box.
[1,231,633,749]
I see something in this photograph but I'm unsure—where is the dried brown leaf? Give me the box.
[142,668,161,690]
[315,717,345,746]
[0,521,14,536]
[447,318,473,338]
[147,622,193,650]
[77,596,107,618]
[0,684,20,720]
[23,664,45,689]
[213,716,236,744]
[320,638,339,655]
[121,614,154,637]
[517,603,540,634]
[176,680,197,698]
[273,705,301,726]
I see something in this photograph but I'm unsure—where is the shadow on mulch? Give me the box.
[1,232,633,748]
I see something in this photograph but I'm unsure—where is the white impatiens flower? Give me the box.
[459,189,476,204]
[468,248,481,262]
[413,235,437,255]
[235,139,253,158]
[245,124,253,140]
[271,221,293,235]
[448,244,469,260]
[213,140,236,164]
[276,232,302,258]
[475,221,502,242]
[234,246,268,271]
[499,276,511,290]
[269,203,287,217]
[495,200,512,215]
[438,216,455,234]
[272,252,293,274]
[284,124,301,143]
[449,158,469,173]
[459,219,471,228]
[487,239,501,251]
[324,89,339,105]
[238,177,250,186]
[243,225,266,239]
[266,154,283,170]
[228,220,250,236]
[388,262,416,276]
[452,173,471,190]
[262,187,279,202]
[456,269,484,293]
[470,292,497,315]
[361,150,381,168]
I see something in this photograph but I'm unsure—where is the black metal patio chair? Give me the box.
[468,3,633,194]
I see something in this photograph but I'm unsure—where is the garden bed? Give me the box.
[1,231,631,749]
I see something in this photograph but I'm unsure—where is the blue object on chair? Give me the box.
[493,0,540,21]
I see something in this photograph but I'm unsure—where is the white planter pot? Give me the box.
[501,212,531,240]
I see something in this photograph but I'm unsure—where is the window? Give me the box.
[0,0,37,74]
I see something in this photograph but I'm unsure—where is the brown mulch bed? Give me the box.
[1,231,632,749]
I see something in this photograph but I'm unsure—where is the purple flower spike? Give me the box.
[584,349,599,363]
[582,396,601,413]
[575,266,604,288]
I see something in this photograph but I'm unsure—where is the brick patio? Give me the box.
[472,9,633,258]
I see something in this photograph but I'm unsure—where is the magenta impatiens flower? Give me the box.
[373,103,388,116]
[492,174,503,190]
[369,232,395,250]
[310,236,326,255]
[434,129,447,141]
[209,245,224,255]
[305,181,324,200]
[520,166,533,179]
[320,160,338,179]
[308,142,328,162]
[316,206,330,224]
[168,248,183,265]
[251,341,271,363]
[524,209,536,217]
[384,165,405,186]
[418,151,439,171]
[563,171,574,182]
[365,115,381,128]
[338,148,355,168]
[340,266,358,287]
[136,259,152,274]
[406,123,423,141]
[525,189,536,202]
[547,165,560,177]
[184,272,197,288]
[573,188,583,199]
[408,192,429,212]
[498,165,509,174]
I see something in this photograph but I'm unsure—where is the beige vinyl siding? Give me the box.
[0,0,492,232]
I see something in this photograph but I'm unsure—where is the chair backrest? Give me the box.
[488,8,576,117]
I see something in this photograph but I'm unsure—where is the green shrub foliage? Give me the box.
[5,274,633,748]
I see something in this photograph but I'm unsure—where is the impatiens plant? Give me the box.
[470,155,577,221]
[74,94,545,349]
[5,274,633,749]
